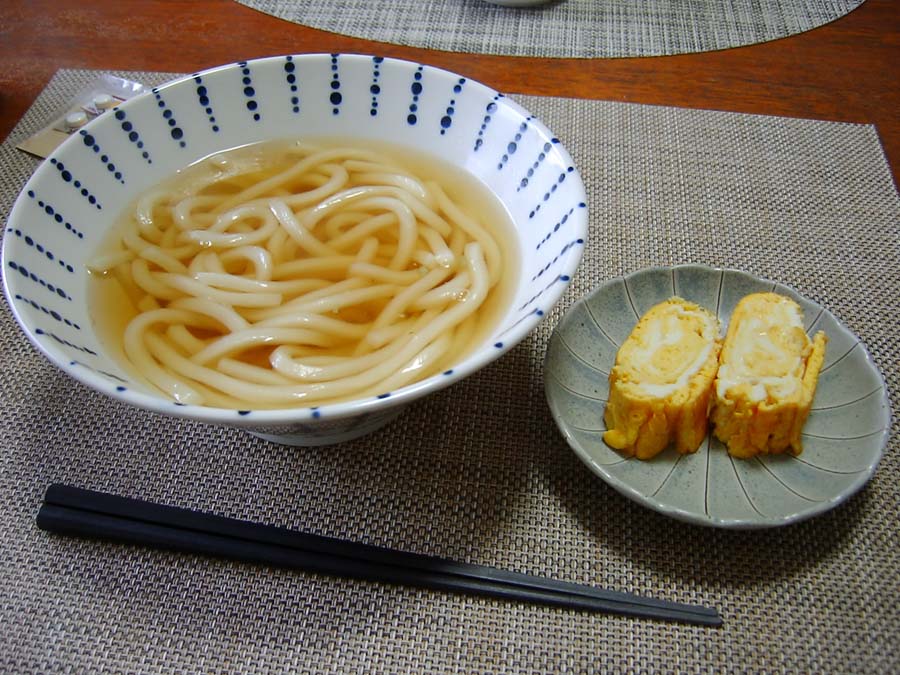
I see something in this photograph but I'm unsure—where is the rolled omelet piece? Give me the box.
[603,298,722,460]
[711,292,827,458]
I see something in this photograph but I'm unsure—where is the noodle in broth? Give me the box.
[88,138,517,409]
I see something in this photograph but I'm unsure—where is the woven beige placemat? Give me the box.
[236,0,866,58]
[1,69,898,674]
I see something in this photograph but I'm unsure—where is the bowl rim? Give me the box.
[2,52,589,427]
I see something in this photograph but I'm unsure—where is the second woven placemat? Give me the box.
[237,0,866,58]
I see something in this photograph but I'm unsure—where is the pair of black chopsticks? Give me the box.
[36,484,722,626]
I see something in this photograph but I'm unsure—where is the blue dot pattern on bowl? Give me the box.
[2,54,588,424]
[47,158,102,211]
[329,54,342,115]
[35,327,96,356]
[74,131,126,183]
[6,227,76,273]
[283,56,301,114]
[25,190,86,240]
[14,292,80,329]
[518,139,558,192]
[474,96,502,151]
[238,61,261,122]
[368,57,383,116]
[438,78,465,135]
[192,75,220,133]
[406,65,424,126]
[70,359,128,384]
[107,112,153,164]
[497,119,528,170]
[7,259,72,300]
[537,204,584,250]
[152,87,186,146]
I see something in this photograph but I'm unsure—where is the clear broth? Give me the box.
[89,137,521,408]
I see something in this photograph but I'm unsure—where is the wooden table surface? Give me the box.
[1,0,898,184]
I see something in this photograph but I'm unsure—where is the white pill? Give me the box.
[93,94,116,110]
[65,111,89,129]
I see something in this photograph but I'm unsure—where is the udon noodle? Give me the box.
[88,139,515,409]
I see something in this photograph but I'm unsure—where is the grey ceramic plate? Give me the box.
[544,265,890,529]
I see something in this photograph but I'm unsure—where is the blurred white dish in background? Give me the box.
[483,0,556,6]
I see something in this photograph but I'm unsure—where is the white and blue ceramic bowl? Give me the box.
[2,54,588,446]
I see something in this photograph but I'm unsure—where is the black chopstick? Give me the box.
[37,484,722,626]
